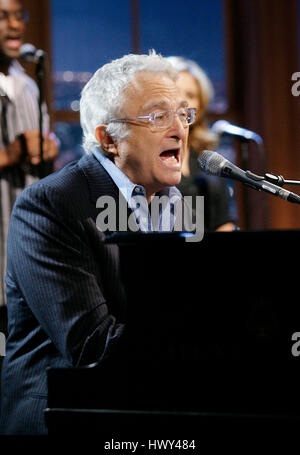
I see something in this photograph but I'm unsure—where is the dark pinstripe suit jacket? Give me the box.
[0,153,127,435]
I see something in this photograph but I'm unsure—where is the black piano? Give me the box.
[45,230,300,444]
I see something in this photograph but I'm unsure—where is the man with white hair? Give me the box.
[0,50,196,434]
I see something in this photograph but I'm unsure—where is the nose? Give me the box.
[7,14,23,29]
[168,112,187,141]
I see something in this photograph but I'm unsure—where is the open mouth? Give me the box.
[5,36,22,50]
[159,149,180,165]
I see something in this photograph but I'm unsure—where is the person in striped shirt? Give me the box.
[0,0,58,333]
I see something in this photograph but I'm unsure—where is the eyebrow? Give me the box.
[0,7,24,12]
[142,99,188,112]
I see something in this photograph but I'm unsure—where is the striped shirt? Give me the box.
[0,60,49,306]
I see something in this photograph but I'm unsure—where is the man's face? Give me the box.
[113,72,189,200]
[0,0,25,61]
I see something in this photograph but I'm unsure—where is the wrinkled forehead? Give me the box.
[122,71,186,115]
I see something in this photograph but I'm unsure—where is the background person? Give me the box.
[0,0,58,343]
[167,56,237,232]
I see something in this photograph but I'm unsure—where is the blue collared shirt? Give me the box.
[92,148,182,232]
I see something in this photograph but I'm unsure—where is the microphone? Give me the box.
[198,150,300,205]
[19,43,46,63]
[211,120,263,144]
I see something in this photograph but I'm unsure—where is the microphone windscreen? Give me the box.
[198,150,225,176]
[19,43,37,61]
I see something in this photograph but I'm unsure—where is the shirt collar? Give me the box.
[92,147,139,203]
[0,60,26,101]
[9,59,25,75]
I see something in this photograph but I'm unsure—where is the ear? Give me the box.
[95,125,118,156]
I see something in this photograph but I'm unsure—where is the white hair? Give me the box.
[80,50,178,154]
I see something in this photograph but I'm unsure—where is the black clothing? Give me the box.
[177,149,235,231]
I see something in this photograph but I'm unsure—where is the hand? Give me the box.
[215,222,236,232]
[43,132,59,161]
[23,130,59,165]
[0,138,22,170]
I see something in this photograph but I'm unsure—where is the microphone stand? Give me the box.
[240,138,251,230]
[35,54,46,178]
[244,170,300,201]
[264,173,300,187]
[238,137,267,230]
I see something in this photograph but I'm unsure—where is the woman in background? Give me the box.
[167,56,236,232]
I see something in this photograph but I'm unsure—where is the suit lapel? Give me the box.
[77,153,139,233]
[78,153,119,204]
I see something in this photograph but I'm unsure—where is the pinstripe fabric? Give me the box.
[0,154,127,434]
[0,60,49,307]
